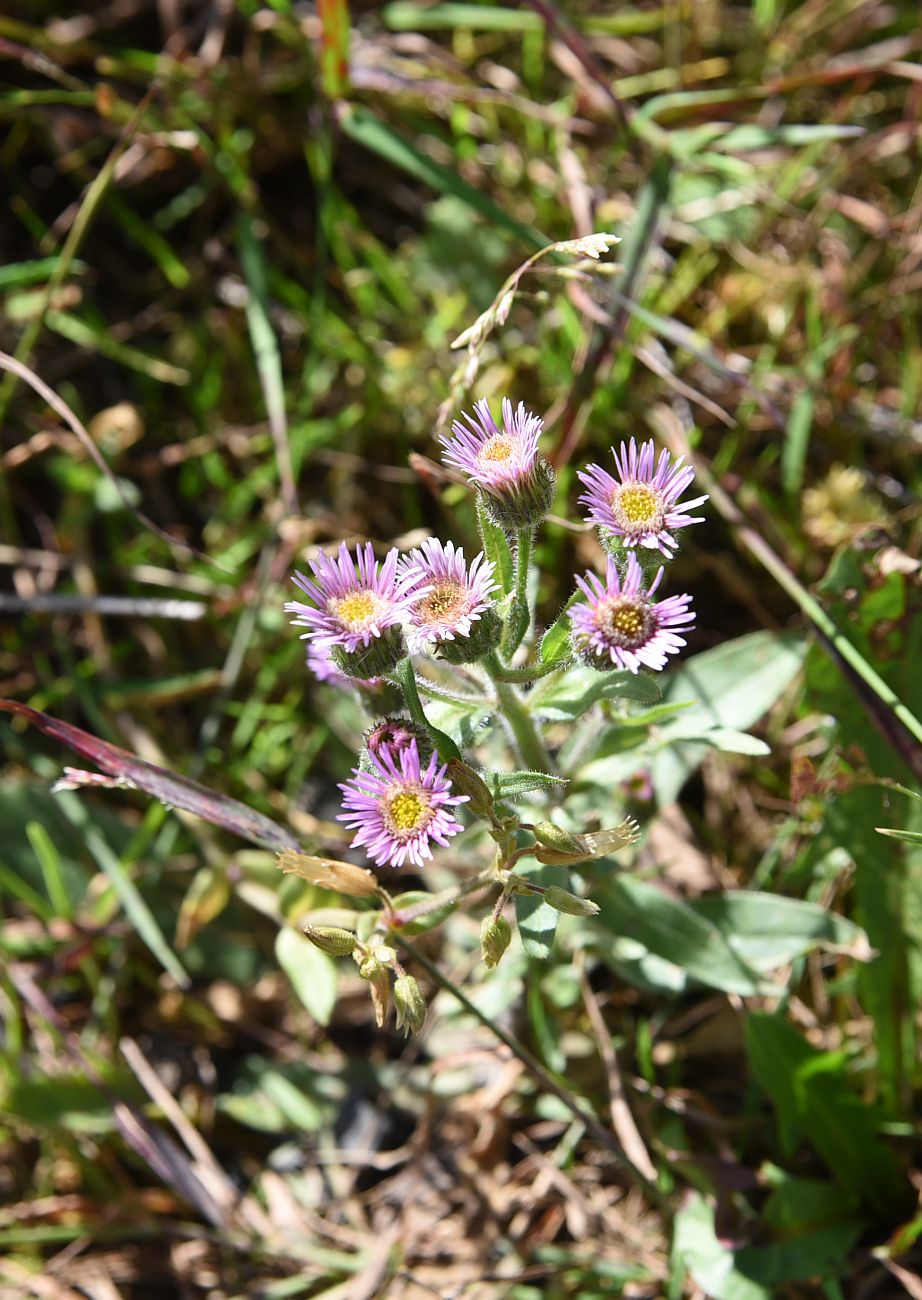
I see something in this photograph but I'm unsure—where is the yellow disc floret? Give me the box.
[481,436,514,463]
[598,596,654,650]
[612,482,665,534]
[419,581,466,624]
[387,789,427,833]
[331,590,381,630]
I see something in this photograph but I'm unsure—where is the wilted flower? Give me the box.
[399,538,499,656]
[570,552,694,673]
[338,740,468,868]
[440,398,556,530]
[578,438,707,557]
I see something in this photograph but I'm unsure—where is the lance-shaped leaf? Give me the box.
[0,699,300,853]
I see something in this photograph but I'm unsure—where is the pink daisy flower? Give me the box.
[577,439,708,557]
[441,398,542,492]
[285,542,425,654]
[570,552,695,673]
[440,398,555,530]
[338,740,468,869]
[398,538,498,654]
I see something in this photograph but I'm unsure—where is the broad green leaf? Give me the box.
[390,890,458,935]
[514,863,559,960]
[693,892,872,972]
[596,876,764,994]
[673,1194,771,1300]
[651,631,806,804]
[539,592,581,665]
[276,927,338,1026]
[536,665,662,720]
[745,1013,907,1214]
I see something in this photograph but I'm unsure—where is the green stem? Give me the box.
[486,658,562,684]
[485,653,554,774]
[393,657,460,762]
[415,676,489,706]
[501,528,534,659]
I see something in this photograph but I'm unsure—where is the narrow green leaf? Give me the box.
[489,770,568,800]
[83,827,190,989]
[340,106,546,250]
[26,821,72,919]
[476,496,514,595]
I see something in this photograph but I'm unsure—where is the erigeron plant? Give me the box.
[281,397,708,1035]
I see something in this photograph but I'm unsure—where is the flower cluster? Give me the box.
[570,437,705,674]
[285,398,707,871]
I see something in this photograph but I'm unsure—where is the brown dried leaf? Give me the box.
[277,850,380,898]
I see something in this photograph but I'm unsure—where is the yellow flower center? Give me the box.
[481,436,514,463]
[330,590,380,630]
[598,597,653,649]
[388,790,426,832]
[419,581,466,624]
[612,482,664,533]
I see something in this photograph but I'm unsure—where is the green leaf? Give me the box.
[536,665,662,720]
[673,1194,771,1300]
[83,826,190,989]
[876,826,922,846]
[390,890,458,935]
[539,592,581,665]
[651,631,806,804]
[476,496,514,595]
[596,876,764,994]
[745,1013,908,1215]
[341,106,545,250]
[692,892,872,972]
[275,927,338,1026]
[514,863,559,960]
[489,770,568,800]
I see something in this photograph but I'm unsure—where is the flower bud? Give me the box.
[302,924,358,957]
[435,606,503,664]
[393,974,427,1036]
[481,914,512,968]
[478,458,556,533]
[543,886,600,918]
[447,759,496,821]
[330,627,406,680]
[361,716,432,770]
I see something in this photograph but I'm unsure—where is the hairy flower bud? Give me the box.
[330,627,407,680]
[393,974,427,1036]
[302,924,358,957]
[543,886,600,918]
[477,460,556,533]
[481,914,512,968]
[435,605,503,664]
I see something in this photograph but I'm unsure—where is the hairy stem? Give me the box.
[485,653,554,773]
[393,657,460,762]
